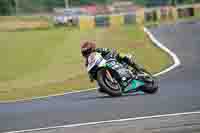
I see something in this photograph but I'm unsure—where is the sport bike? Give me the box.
[86,52,158,97]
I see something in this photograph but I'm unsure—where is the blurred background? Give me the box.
[1,0,200,16]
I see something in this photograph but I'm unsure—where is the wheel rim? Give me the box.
[104,71,120,91]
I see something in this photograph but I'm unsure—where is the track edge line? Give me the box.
[4,111,200,133]
[143,27,181,77]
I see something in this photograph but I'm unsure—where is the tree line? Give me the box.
[0,0,15,15]
[0,0,65,15]
[73,0,200,6]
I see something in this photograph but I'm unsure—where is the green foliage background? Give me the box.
[0,0,15,15]
[74,0,200,6]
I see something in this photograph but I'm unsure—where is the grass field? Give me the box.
[0,26,172,101]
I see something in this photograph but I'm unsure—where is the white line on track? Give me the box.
[4,111,200,133]
[143,27,181,76]
[0,88,96,104]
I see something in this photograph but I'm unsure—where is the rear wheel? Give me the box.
[141,78,158,94]
[138,68,158,94]
[97,69,122,97]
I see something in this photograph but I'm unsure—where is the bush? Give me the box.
[0,0,15,15]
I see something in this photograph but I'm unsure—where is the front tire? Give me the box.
[97,69,122,97]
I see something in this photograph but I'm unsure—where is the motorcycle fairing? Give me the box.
[87,53,106,72]
[124,80,145,93]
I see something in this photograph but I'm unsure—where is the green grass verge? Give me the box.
[0,25,172,101]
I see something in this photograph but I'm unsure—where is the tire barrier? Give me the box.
[53,16,79,27]
[193,4,200,17]
[110,14,124,27]
[79,16,95,30]
[168,6,178,20]
[157,6,174,21]
[144,9,158,22]
[95,15,110,27]
[53,4,200,30]
[158,7,168,21]
[124,13,136,25]
[177,5,194,18]
[136,8,145,24]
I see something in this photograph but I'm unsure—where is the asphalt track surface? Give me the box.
[1,21,200,133]
[18,113,200,133]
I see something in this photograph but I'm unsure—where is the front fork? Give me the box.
[105,70,114,83]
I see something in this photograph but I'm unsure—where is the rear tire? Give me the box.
[141,78,158,94]
[97,69,122,97]
[138,68,159,94]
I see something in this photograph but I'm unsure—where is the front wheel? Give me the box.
[97,69,122,97]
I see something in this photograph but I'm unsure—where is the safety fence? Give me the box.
[54,4,200,30]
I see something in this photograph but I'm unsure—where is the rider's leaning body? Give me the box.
[81,41,139,93]
[81,41,136,70]
[80,41,157,94]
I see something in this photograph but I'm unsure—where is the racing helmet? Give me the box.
[81,41,96,57]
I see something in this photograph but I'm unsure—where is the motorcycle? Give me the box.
[86,52,158,97]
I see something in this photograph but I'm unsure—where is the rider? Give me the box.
[81,41,137,78]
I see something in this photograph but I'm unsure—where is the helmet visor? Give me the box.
[82,48,92,57]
